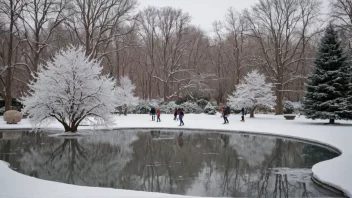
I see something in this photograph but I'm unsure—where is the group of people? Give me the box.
[150,105,245,126]
[221,107,246,124]
[173,108,185,126]
[150,107,161,122]
[150,107,185,126]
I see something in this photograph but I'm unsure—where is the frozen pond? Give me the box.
[0,129,343,197]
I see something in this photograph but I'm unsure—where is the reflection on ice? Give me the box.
[0,130,342,197]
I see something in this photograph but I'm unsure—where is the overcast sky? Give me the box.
[138,0,329,34]
[138,0,258,33]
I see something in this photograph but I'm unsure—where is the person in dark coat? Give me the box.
[223,106,230,124]
[150,107,156,121]
[241,108,245,122]
[157,108,161,122]
[174,108,178,120]
[179,108,184,126]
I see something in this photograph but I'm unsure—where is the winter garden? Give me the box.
[1,0,352,198]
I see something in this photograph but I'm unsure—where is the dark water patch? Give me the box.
[0,130,342,197]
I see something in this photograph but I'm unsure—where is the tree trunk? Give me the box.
[250,108,255,118]
[5,2,14,112]
[177,82,180,103]
[275,85,283,115]
[63,124,70,132]
[329,119,335,124]
[65,125,78,133]
[163,82,168,101]
[148,76,152,99]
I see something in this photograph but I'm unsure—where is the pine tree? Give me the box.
[303,24,351,124]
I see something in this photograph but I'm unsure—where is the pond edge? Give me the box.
[0,126,347,197]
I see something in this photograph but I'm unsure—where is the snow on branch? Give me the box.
[22,47,119,132]
[228,70,275,113]
[116,76,139,108]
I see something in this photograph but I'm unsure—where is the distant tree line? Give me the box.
[0,0,351,114]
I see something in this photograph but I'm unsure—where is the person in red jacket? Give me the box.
[157,108,161,122]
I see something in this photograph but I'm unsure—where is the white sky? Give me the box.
[138,0,258,33]
[138,0,329,34]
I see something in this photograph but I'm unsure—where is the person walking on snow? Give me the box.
[150,107,156,121]
[157,108,161,122]
[223,106,230,124]
[174,108,178,121]
[179,108,184,126]
[241,108,245,122]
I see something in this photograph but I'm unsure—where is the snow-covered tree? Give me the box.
[22,47,118,132]
[227,70,275,118]
[303,24,351,124]
[116,76,139,114]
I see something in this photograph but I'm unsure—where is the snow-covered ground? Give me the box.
[1,113,352,198]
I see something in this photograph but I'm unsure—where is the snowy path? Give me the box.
[0,113,352,198]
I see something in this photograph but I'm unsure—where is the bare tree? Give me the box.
[156,7,192,101]
[137,7,159,99]
[330,0,352,48]
[66,0,137,59]
[244,0,322,114]
[20,0,70,74]
[209,21,232,104]
[0,0,26,110]
[224,8,252,86]
[137,7,192,101]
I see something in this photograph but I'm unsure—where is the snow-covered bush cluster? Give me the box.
[204,102,216,115]
[196,99,208,109]
[132,99,216,115]
[132,104,151,114]
[179,102,203,114]
[132,100,161,114]
[292,102,303,113]
[283,101,295,114]
[160,101,178,114]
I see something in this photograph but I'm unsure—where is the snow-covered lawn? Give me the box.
[1,113,352,198]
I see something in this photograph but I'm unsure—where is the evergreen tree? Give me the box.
[303,24,351,124]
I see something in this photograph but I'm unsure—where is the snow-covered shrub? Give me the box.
[133,105,150,114]
[3,110,22,124]
[160,101,179,114]
[22,47,118,132]
[213,105,220,112]
[133,101,151,114]
[283,101,295,114]
[228,70,275,118]
[116,76,139,110]
[132,99,161,114]
[204,102,216,115]
[196,99,208,109]
[0,107,4,115]
[179,102,203,114]
[292,102,303,113]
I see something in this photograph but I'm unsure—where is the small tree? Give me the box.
[228,70,275,118]
[116,76,139,115]
[22,47,118,132]
[303,24,351,124]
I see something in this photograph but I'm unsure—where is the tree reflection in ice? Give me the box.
[0,130,341,197]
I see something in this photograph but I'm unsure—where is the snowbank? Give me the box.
[0,161,195,198]
[0,114,352,197]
